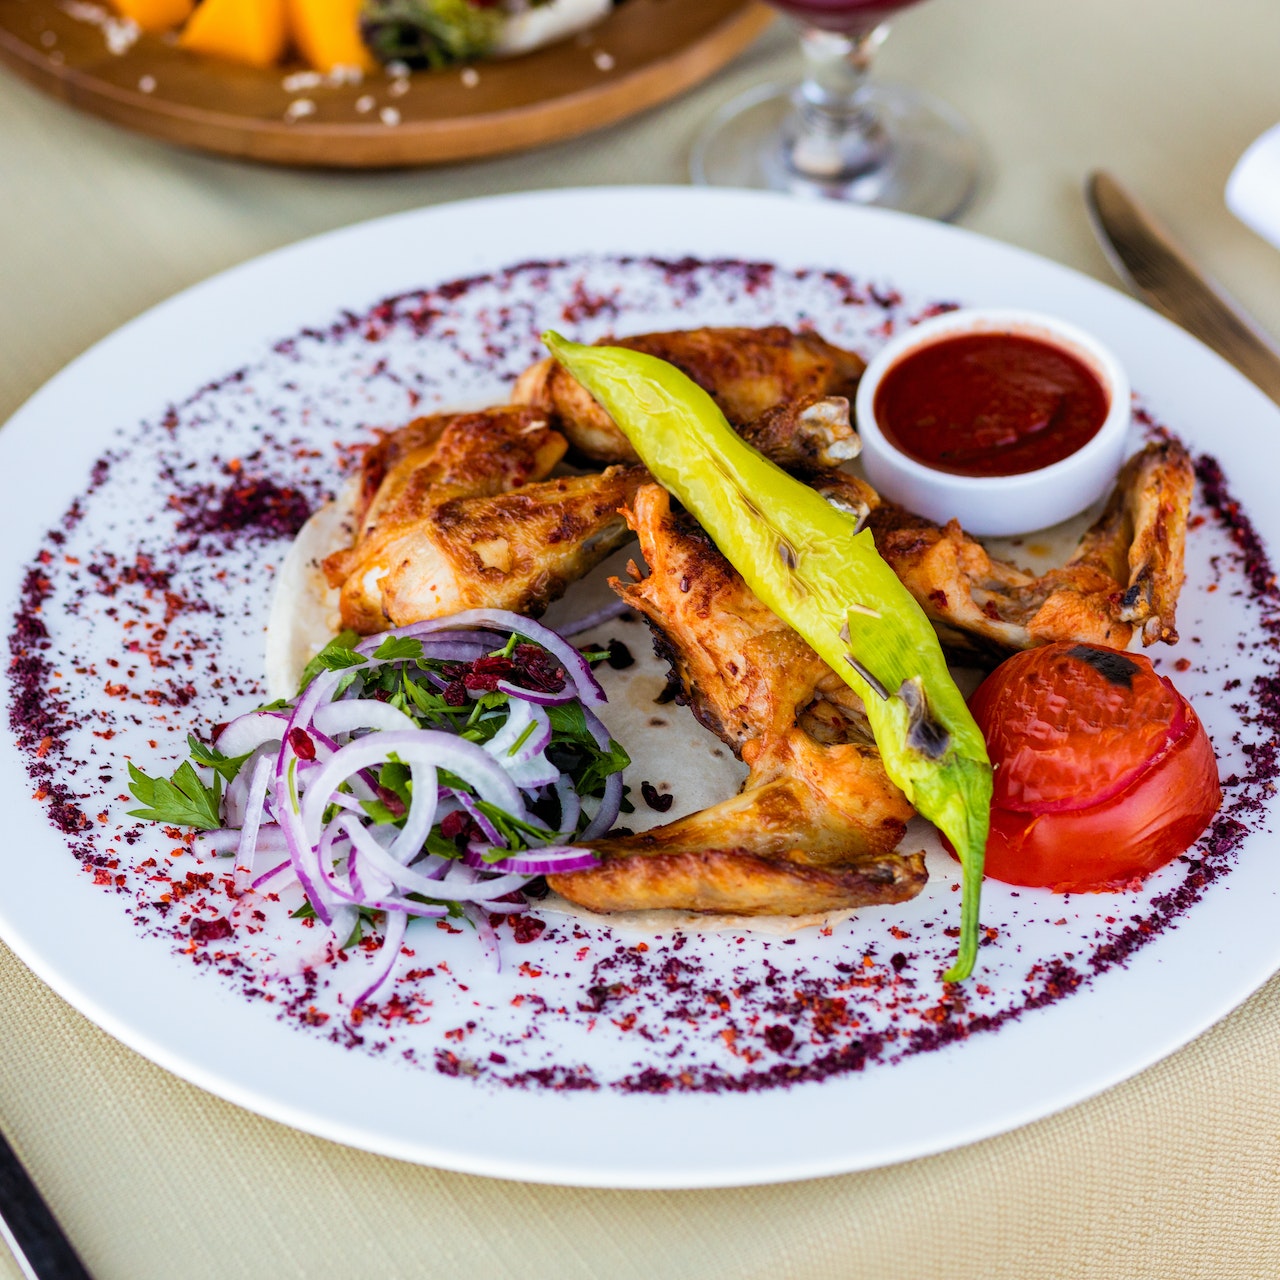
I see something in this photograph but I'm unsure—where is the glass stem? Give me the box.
[787,25,891,181]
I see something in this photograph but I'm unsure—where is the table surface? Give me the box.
[4,3,1280,1277]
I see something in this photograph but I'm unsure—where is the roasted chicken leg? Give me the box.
[868,439,1195,660]
[513,325,866,464]
[547,484,923,917]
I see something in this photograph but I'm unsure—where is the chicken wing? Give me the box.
[547,484,923,917]
[867,439,1195,660]
[321,406,567,630]
[512,325,866,464]
[322,392,867,635]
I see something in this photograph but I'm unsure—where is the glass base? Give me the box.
[690,81,982,222]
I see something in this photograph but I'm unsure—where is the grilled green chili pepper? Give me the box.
[544,332,991,980]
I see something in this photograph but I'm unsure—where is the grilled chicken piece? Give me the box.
[340,405,567,543]
[375,466,647,627]
[322,405,571,632]
[548,484,922,917]
[867,440,1195,661]
[328,463,646,633]
[323,390,869,635]
[512,325,866,464]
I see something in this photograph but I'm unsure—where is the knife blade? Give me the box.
[1085,169,1280,406]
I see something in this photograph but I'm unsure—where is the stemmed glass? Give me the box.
[691,0,981,221]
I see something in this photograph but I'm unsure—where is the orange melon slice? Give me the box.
[110,0,194,33]
[286,0,375,74]
[178,0,289,69]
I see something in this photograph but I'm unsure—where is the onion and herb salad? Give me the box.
[126,609,630,1004]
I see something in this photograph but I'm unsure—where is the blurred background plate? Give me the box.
[0,0,772,167]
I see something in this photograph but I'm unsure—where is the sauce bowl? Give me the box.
[854,308,1131,536]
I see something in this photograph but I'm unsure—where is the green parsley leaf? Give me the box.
[359,798,403,826]
[126,759,223,830]
[298,630,366,692]
[186,733,252,783]
[576,738,631,798]
[373,635,425,662]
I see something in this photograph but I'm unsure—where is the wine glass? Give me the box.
[691,0,981,221]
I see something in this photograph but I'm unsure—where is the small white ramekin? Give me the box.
[854,308,1131,537]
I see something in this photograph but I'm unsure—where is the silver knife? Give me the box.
[1085,169,1280,406]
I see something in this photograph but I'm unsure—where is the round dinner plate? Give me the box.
[0,187,1276,1189]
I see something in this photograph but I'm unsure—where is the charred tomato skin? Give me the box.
[967,642,1221,893]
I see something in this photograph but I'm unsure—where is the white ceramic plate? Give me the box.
[1,188,1276,1189]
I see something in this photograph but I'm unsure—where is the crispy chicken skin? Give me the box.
[341,406,566,543]
[867,440,1195,661]
[547,484,923,917]
[512,325,866,464]
[322,393,868,636]
[322,406,568,630]
[372,466,647,627]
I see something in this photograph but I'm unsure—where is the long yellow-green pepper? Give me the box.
[544,332,991,980]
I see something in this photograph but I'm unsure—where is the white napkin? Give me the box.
[1227,122,1280,250]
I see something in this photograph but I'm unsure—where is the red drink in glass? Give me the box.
[690,0,979,220]
[765,0,927,33]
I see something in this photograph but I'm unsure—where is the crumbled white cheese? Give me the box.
[592,50,615,71]
[379,106,401,127]
[59,2,139,55]
[138,74,156,94]
[327,64,364,86]
[283,70,323,93]
[388,77,409,98]
[284,98,317,122]
[355,94,376,114]
[460,67,480,88]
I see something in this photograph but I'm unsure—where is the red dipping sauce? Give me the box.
[872,332,1110,478]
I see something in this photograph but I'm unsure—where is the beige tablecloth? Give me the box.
[4,3,1280,1276]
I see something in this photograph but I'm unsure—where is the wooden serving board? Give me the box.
[0,0,773,167]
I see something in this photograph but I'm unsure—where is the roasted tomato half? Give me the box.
[966,642,1221,892]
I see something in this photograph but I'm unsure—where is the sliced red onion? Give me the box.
[214,710,288,758]
[504,754,561,791]
[580,704,613,752]
[193,828,244,856]
[489,698,553,764]
[224,742,282,827]
[484,696,538,761]
[203,611,632,1003]
[430,867,536,902]
[250,857,292,891]
[313,701,417,737]
[579,768,624,842]
[559,597,630,637]
[355,909,409,1007]
[381,608,606,707]
[275,763,334,927]
[492,679,579,707]
[452,791,502,846]
[342,817,462,899]
[462,903,502,973]
[300,730,524,845]
[234,756,273,891]
[480,846,601,875]
[552,775,581,839]
[353,627,504,656]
